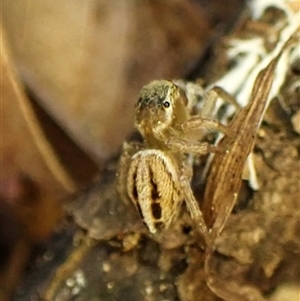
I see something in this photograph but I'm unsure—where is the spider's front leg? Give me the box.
[166,137,221,156]
[164,89,236,155]
[181,85,240,138]
[165,117,232,156]
[201,86,240,118]
[181,116,233,138]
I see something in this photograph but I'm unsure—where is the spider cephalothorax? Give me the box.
[135,80,189,144]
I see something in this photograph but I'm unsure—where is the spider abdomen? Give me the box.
[127,149,182,233]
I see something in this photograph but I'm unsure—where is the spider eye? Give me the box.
[163,101,170,108]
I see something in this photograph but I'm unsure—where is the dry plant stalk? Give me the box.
[1,27,76,194]
[203,34,299,245]
[203,56,279,242]
[203,35,299,301]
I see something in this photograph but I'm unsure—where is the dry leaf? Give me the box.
[1,27,75,242]
[2,0,212,162]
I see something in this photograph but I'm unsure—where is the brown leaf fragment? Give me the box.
[2,0,213,161]
[1,27,76,243]
[0,26,79,299]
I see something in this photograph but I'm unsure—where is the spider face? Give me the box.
[135,80,184,138]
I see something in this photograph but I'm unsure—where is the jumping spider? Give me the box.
[117,80,233,245]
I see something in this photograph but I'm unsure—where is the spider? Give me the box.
[117,80,233,245]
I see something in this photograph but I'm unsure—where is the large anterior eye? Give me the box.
[163,101,170,108]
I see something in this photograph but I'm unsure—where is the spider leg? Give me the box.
[166,136,225,155]
[181,116,233,138]
[209,86,240,109]
[182,85,241,137]
[180,163,211,246]
[173,80,205,113]
[200,89,219,119]
[201,87,241,118]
